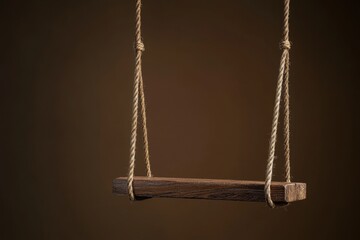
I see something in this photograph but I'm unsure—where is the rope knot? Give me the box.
[135,41,145,52]
[280,40,291,50]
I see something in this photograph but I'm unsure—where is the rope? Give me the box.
[265,0,292,208]
[126,0,293,205]
[128,0,152,201]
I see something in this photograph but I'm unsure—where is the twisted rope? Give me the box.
[128,0,152,201]
[265,0,292,208]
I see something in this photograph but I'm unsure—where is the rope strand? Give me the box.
[128,0,152,201]
[283,53,291,183]
[265,0,292,208]
[139,72,152,177]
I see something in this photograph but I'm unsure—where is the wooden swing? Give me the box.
[113,0,306,208]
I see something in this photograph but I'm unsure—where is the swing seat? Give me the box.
[113,176,306,203]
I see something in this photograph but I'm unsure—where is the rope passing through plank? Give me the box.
[128,0,152,201]
[265,0,292,208]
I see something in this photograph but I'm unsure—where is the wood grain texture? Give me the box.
[113,176,306,203]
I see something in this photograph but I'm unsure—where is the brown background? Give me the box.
[1,0,359,239]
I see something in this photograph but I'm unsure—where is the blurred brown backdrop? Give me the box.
[1,0,359,239]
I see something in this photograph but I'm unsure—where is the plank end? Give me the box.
[285,182,307,202]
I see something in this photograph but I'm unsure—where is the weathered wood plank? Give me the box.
[112,176,306,203]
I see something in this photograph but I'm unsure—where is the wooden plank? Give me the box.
[112,176,306,203]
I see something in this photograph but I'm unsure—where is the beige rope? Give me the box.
[265,0,292,208]
[128,0,152,201]
[283,49,291,183]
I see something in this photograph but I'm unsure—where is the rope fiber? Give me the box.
[265,0,292,208]
[128,0,152,201]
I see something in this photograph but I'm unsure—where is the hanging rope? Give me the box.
[265,0,292,208]
[128,0,152,201]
